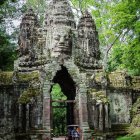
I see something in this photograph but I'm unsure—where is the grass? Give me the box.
[117,132,140,140]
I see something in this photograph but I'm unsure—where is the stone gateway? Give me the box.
[0,0,140,140]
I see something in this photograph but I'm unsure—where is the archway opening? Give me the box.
[51,65,76,136]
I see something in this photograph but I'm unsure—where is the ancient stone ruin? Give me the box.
[0,0,140,140]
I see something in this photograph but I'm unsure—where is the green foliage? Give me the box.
[51,83,67,136]
[117,136,134,140]
[111,0,140,31]
[26,0,47,24]
[108,0,140,75]
[0,0,22,70]
[117,132,140,140]
[51,83,67,101]
[71,0,94,12]
[71,0,140,75]
[108,45,124,72]
[121,39,140,75]
[0,29,17,70]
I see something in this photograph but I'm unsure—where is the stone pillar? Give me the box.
[30,95,42,130]
[79,82,91,139]
[105,104,109,130]
[26,104,29,131]
[42,81,51,139]
[18,104,23,132]
[29,96,43,140]
[94,104,99,130]
[74,101,79,125]
[99,104,104,131]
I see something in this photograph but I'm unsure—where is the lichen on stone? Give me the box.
[18,73,41,104]
[88,89,109,104]
[94,71,104,83]
[18,87,40,104]
[129,97,140,134]
[17,71,40,82]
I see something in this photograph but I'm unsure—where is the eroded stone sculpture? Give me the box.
[17,9,46,71]
[18,9,38,57]
[44,0,76,60]
[76,10,101,69]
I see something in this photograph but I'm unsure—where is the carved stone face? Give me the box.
[50,28,72,58]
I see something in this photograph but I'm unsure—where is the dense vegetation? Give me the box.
[0,1,16,70]
[51,84,67,136]
[72,0,140,75]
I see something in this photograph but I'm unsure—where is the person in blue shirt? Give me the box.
[71,127,80,140]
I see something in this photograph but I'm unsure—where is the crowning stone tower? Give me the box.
[44,0,76,60]
[76,10,101,69]
[16,9,46,72]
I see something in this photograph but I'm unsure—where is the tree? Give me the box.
[71,0,140,75]
[108,0,140,75]
[26,0,47,24]
[0,1,16,70]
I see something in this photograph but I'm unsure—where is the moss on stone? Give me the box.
[89,90,109,104]
[131,76,140,90]
[129,97,140,134]
[0,72,13,85]
[94,72,104,83]
[107,71,140,91]
[17,71,40,82]
[131,98,140,117]
[0,71,40,85]
[17,71,41,104]
[108,71,125,87]
[88,88,98,93]
[18,88,40,104]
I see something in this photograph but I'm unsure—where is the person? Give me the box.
[71,127,80,140]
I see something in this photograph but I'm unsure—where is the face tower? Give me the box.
[44,0,76,60]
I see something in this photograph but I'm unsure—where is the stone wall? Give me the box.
[108,72,140,125]
[0,72,15,140]
[107,90,132,124]
[87,70,140,133]
[0,71,44,140]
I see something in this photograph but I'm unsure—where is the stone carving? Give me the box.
[18,9,38,57]
[16,9,46,71]
[88,90,110,131]
[50,28,72,58]
[45,0,76,59]
[17,2,101,71]
[76,10,101,69]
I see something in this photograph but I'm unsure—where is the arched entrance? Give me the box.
[43,62,90,139]
[51,65,77,136]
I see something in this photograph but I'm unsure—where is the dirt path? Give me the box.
[53,137,66,140]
